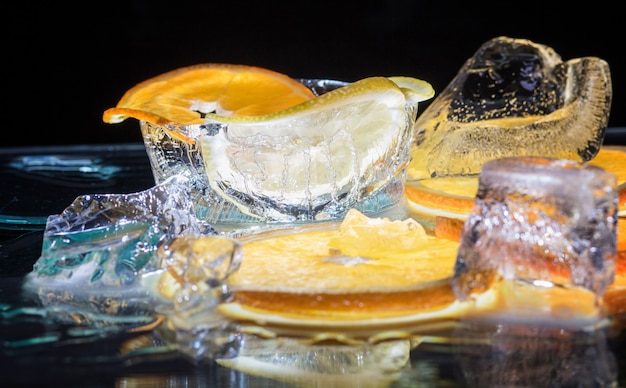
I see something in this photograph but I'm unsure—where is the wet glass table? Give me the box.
[1,129,626,386]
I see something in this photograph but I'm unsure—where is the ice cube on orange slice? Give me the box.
[407,147,626,320]
[406,146,626,224]
[102,63,317,126]
[218,208,606,341]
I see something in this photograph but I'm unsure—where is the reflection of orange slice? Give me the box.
[215,337,412,386]
[406,146,626,223]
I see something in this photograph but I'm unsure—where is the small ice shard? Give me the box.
[152,235,243,303]
[452,156,618,304]
[159,236,243,289]
[328,208,428,257]
[147,235,244,361]
[408,36,612,180]
[23,175,217,313]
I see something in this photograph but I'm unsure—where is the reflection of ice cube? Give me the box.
[454,322,617,387]
[453,156,618,302]
[23,175,217,313]
[408,36,612,180]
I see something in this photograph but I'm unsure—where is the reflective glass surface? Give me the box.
[1,133,626,387]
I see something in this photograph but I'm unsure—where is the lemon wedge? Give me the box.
[198,76,433,215]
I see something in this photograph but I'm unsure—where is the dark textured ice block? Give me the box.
[408,36,612,180]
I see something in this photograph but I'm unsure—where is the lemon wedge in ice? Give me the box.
[199,76,433,211]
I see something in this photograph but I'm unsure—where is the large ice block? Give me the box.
[452,156,618,303]
[408,36,612,180]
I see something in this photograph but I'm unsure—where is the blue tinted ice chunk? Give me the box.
[23,175,217,312]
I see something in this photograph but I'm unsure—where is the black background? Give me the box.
[4,1,625,147]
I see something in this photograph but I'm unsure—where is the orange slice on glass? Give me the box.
[102,63,317,126]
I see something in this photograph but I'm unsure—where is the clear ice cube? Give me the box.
[157,236,244,361]
[452,156,618,301]
[23,175,217,313]
[408,36,612,180]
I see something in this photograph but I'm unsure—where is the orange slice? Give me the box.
[228,209,458,294]
[102,63,317,126]
[589,146,626,186]
[216,209,473,339]
[406,146,626,223]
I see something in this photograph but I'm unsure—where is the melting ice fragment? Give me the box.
[408,36,612,180]
[452,156,618,311]
[23,175,217,313]
[155,236,244,361]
